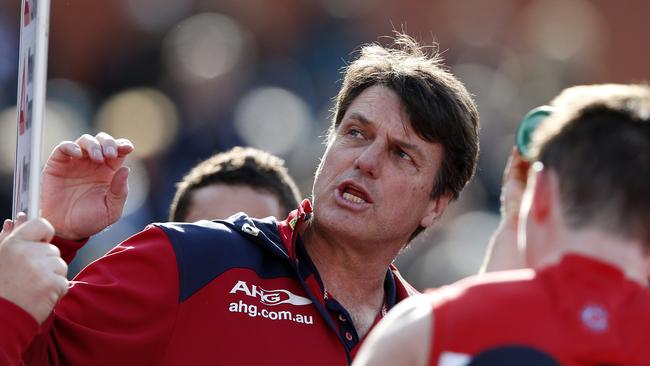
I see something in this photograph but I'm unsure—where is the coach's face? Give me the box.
[311,85,450,247]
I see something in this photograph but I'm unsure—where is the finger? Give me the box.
[2,219,14,234]
[96,132,118,159]
[115,138,135,157]
[48,256,68,277]
[15,212,28,226]
[107,166,130,221]
[53,274,69,299]
[10,217,55,243]
[42,243,62,258]
[47,141,83,163]
[19,241,60,263]
[503,147,529,184]
[0,219,14,243]
[109,166,130,199]
[76,134,104,163]
[512,153,530,183]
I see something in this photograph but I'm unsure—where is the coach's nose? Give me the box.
[354,142,383,179]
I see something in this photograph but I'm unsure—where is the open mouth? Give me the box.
[339,183,371,204]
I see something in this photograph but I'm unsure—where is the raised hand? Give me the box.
[499,147,530,226]
[41,133,134,240]
[480,147,530,273]
[0,214,68,324]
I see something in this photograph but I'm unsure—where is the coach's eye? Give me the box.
[349,128,361,136]
[396,149,413,162]
[347,128,364,139]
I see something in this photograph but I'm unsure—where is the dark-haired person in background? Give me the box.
[354,84,650,366]
[169,146,301,222]
[1,34,480,365]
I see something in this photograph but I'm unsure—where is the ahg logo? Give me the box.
[230,281,312,307]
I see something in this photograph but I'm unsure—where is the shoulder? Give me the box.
[156,214,281,247]
[155,214,286,261]
[432,268,538,306]
[354,294,434,366]
[377,294,435,337]
[153,214,291,301]
[424,269,548,348]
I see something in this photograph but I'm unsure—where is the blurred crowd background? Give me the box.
[0,0,648,288]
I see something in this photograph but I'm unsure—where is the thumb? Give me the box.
[0,219,15,243]
[9,217,55,244]
[503,147,530,185]
[106,166,130,220]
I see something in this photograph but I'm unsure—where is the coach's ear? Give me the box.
[420,191,452,228]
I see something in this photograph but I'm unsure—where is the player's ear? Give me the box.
[420,191,452,228]
[529,163,555,224]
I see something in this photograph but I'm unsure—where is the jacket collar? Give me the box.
[277,199,313,262]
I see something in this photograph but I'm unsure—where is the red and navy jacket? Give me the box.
[1,200,417,365]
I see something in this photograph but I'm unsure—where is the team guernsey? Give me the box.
[0,200,417,365]
[428,255,650,366]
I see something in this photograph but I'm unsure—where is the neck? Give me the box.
[301,221,398,297]
[300,221,402,337]
[537,227,648,286]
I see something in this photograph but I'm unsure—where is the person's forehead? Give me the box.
[185,184,283,221]
[348,85,406,116]
[343,85,434,148]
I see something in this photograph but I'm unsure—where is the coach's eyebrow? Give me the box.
[347,112,373,126]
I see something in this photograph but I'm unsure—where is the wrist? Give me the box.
[52,235,89,263]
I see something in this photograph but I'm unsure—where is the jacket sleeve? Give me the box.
[0,297,39,365]
[22,225,181,365]
[51,236,89,264]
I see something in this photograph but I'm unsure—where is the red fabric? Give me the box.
[21,223,349,365]
[389,263,418,298]
[277,198,312,260]
[51,236,89,264]
[0,297,38,365]
[23,226,179,365]
[8,202,415,365]
[428,255,650,366]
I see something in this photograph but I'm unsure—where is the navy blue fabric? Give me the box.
[296,236,324,284]
[157,214,293,302]
[468,346,560,366]
[384,270,397,309]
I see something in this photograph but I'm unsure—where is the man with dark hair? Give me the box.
[169,146,301,222]
[1,34,479,365]
[327,39,479,239]
[354,84,650,366]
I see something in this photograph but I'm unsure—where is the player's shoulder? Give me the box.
[427,268,540,307]
[354,294,434,366]
[386,293,436,325]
